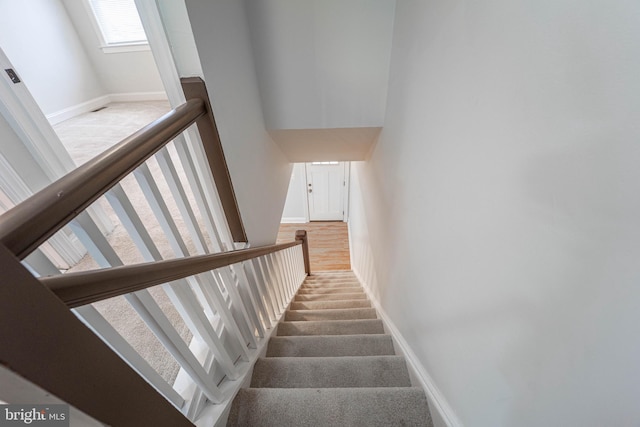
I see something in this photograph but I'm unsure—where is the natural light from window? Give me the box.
[86,0,147,51]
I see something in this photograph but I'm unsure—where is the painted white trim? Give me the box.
[0,153,86,267]
[194,257,305,427]
[81,0,149,54]
[133,0,190,104]
[302,164,311,223]
[343,162,351,222]
[46,95,111,125]
[353,268,464,427]
[280,217,307,224]
[0,47,114,238]
[108,91,168,102]
[45,92,168,125]
[100,43,150,54]
[0,48,75,179]
[134,0,237,250]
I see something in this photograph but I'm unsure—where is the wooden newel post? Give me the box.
[295,230,310,275]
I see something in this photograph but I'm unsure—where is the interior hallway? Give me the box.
[277,222,351,271]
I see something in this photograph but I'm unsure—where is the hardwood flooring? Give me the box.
[277,222,351,272]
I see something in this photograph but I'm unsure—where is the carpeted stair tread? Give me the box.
[308,271,355,276]
[295,292,367,301]
[250,356,411,388]
[300,284,362,290]
[290,299,372,310]
[277,319,384,336]
[226,271,433,426]
[285,308,377,321]
[266,334,395,357]
[302,279,361,285]
[304,278,357,283]
[304,275,358,279]
[226,387,432,427]
[302,279,360,285]
[297,286,364,294]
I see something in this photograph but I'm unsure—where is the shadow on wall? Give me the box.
[347,162,380,302]
[522,135,640,240]
[503,135,640,426]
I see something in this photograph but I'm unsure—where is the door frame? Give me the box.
[0,48,113,265]
[304,161,350,222]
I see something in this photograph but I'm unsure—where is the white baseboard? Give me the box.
[46,92,168,125]
[109,91,168,102]
[46,95,111,125]
[353,270,464,427]
[280,217,308,224]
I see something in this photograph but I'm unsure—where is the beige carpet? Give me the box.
[227,271,433,426]
[54,101,196,384]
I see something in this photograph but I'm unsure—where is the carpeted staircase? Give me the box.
[227,271,433,426]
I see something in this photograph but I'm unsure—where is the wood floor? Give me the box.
[277,222,351,272]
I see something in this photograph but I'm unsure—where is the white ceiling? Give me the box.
[245,0,395,160]
[269,127,381,162]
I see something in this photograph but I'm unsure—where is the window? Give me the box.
[85,0,148,53]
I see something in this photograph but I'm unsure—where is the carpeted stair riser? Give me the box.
[308,272,355,276]
[300,285,362,290]
[303,274,357,280]
[277,319,385,336]
[302,279,360,285]
[227,271,433,427]
[267,335,395,357]
[299,284,363,290]
[285,308,377,321]
[289,299,372,310]
[250,356,411,388]
[295,292,367,301]
[297,287,364,294]
[227,387,432,427]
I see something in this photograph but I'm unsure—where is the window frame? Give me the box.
[82,0,150,54]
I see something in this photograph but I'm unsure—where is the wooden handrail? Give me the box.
[0,76,251,259]
[0,71,306,426]
[0,243,194,427]
[296,230,310,275]
[0,99,206,260]
[181,77,247,243]
[41,240,302,308]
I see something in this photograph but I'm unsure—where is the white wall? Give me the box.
[185,0,292,245]
[0,0,105,116]
[245,0,395,130]
[349,0,640,426]
[281,163,308,223]
[0,113,50,193]
[61,0,164,96]
[156,0,203,79]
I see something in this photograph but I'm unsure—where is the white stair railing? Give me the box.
[0,89,310,426]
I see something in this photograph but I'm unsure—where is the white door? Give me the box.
[306,162,345,221]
